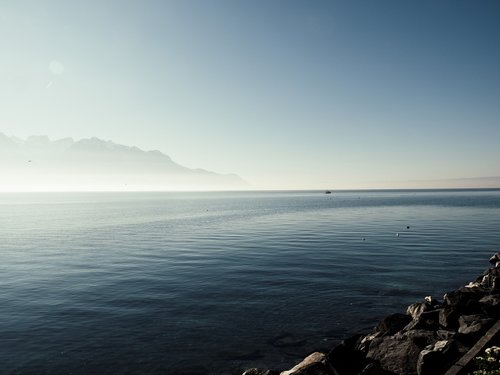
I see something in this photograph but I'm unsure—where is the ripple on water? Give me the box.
[0,190,499,374]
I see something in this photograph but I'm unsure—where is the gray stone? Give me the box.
[367,335,421,375]
[489,252,500,264]
[479,294,500,318]
[357,332,381,352]
[457,314,494,341]
[359,362,394,375]
[405,310,441,331]
[416,340,458,375]
[443,288,486,314]
[394,329,437,349]
[367,330,436,375]
[280,352,334,375]
[376,313,412,336]
[328,335,366,374]
[406,302,429,320]
[436,329,456,340]
[480,268,500,290]
[439,306,459,328]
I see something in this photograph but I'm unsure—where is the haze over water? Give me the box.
[2,1,499,189]
[1,190,500,374]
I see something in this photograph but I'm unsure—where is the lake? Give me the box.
[1,190,500,374]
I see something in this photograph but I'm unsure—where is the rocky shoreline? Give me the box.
[242,253,500,375]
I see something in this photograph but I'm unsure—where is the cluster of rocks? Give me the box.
[242,253,500,375]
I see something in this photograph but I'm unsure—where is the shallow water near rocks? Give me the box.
[1,190,500,374]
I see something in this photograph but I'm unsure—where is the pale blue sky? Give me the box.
[1,1,499,189]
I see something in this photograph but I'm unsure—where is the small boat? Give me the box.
[325,190,331,194]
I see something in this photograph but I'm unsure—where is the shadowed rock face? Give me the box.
[242,253,500,375]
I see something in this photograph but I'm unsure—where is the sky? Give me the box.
[1,0,499,189]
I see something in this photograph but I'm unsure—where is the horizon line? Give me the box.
[1,187,500,194]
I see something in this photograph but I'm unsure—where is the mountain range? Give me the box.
[0,133,248,191]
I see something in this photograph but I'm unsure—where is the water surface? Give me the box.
[1,190,500,374]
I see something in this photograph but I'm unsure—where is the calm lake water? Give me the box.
[1,190,500,374]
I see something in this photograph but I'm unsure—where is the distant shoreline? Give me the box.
[1,187,500,194]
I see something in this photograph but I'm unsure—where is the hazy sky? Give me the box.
[1,1,499,189]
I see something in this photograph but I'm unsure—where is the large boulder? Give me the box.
[443,288,486,314]
[407,302,429,321]
[480,269,500,290]
[439,306,459,329]
[280,352,334,375]
[457,314,494,344]
[376,313,412,336]
[328,334,367,374]
[406,297,440,321]
[489,253,500,264]
[416,340,459,375]
[366,330,436,375]
[404,310,441,331]
[479,294,500,318]
[359,363,394,375]
[367,336,421,375]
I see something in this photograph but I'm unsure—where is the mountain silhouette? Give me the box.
[0,133,248,191]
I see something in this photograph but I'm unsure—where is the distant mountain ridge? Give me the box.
[0,133,248,191]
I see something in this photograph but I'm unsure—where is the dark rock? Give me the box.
[406,303,429,321]
[359,362,396,375]
[456,340,471,356]
[479,294,500,318]
[328,335,366,374]
[439,306,459,328]
[443,288,486,314]
[479,268,500,290]
[494,274,500,290]
[406,297,440,321]
[405,310,441,331]
[395,329,438,349]
[280,352,334,375]
[416,349,441,375]
[424,296,439,307]
[489,252,500,264]
[416,340,459,375]
[267,333,307,348]
[457,314,494,343]
[342,334,364,350]
[357,332,381,352]
[436,329,456,340]
[376,313,412,336]
[419,310,441,329]
[366,331,436,374]
[367,335,421,375]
